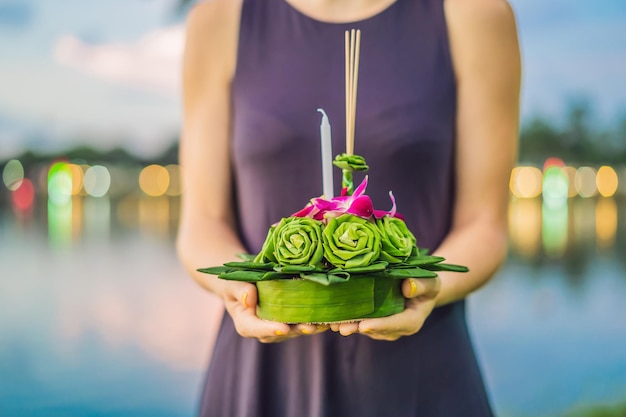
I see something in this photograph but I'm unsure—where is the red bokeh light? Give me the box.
[12,178,35,211]
[543,157,566,172]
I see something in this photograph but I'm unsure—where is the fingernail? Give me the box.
[241,292,248,308]
[274,330,288,336]
[360,328,372,334]
[409,280,418,297]
[300,328,312,335]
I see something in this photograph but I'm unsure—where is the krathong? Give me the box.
[197,157,468,323]
[197,29,468,323]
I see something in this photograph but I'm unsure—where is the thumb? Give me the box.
[402,278,422,298]
[241,284,257,310]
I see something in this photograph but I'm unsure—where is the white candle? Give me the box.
[317,108,334,198]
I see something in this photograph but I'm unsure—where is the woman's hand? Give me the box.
[221,280,329,343]
[329,277,441,341]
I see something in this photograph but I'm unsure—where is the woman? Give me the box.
[177,0,520,415]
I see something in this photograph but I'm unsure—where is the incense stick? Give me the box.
[345,29,361,156]
[345,31,351,156]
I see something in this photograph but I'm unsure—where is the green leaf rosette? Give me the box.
[322,214,381,269]
[376,216,417,264]
[255,217,324,267]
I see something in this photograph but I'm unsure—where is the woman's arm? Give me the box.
[435,0,521,306]
[176,0,324,342]
[337,0,521,339]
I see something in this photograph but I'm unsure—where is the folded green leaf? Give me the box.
[330,261,388,274]
[224,261,276,271]
[237,253,256,261]
[360,275,404,318]
[197,266,235,275]
[300,272,352,286]
[421,263,470,273]
[257,278,375,323]
[376,216,416,264]
[300,273,331,286]
[274,264,319,274]
[328,272,351,284]
[332,153,369,172]
[259,217,325,267]
[218,270,268,282]
[404,255,446,267]
[261,272,290,281]
[384,267,438,279]
[323,214,382,268]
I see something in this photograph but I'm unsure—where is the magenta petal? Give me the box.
[346,195,374,218]
[352,176,368,197]
[373,210,387,219]
[291,204,316,218]
[387,192,405,219]
[313,198,341,210]
[388,191,397,217]
[313,211,327,220]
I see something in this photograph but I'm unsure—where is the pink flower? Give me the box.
[291,177,402,221]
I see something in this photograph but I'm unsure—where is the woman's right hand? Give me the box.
[220,280,329,343]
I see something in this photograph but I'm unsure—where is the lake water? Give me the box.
[1,195,625,417]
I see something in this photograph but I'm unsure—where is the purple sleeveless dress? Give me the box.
[199,0,494,415]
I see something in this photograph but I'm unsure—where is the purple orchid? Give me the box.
[291,176,403,221]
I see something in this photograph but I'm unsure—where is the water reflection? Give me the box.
[508,196,622,263]
[596,197,617,248]
[48,199,73,247]
[1,190,625,417]
[0,197,222,417]
[508,198,541,259]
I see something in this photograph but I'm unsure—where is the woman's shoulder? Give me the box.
[444,0,517,34]
[187,0,243,26]
[186,0,243,41]
[444,0,519,68]
[184,0,243,82]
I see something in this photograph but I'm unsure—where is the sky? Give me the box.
[0,0,625,160]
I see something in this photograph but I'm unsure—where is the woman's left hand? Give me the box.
[330,277,441,341]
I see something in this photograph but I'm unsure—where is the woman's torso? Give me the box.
[199,0,493,415]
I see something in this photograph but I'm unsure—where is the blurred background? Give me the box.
[0,1,625,416]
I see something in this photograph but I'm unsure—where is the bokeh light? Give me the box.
[596,166,618,198]
[68,163,85,195]
[543,157,565,171]
[12,178,35,211]
[564,166,578,198]
[139,196,170,237]
[596,198,617,248]
[48,162,73,205]
[542,202,568,258]
[508,198,541,259]
[2,159,25,191]
[510,166,542,198]
[139,164,170,197]
[542,166,569,207]
[575,167,598,198]
[48,199,73,247]
[83,165,111,197]
[165,164,181,197]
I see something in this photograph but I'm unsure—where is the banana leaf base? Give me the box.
[256,275,404,324]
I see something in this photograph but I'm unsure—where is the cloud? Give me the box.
[53,25,184,96]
